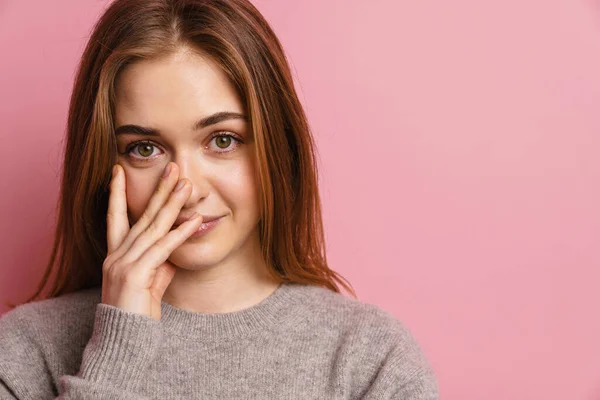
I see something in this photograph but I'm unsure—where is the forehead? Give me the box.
[114,50,243,127]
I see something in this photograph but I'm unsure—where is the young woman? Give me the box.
[0,0,438,398]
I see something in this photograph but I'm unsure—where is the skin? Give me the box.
[110,46,280,315]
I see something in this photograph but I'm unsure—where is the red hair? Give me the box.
[6,0,355,309]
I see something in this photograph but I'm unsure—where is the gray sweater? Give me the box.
[0,282,438,399]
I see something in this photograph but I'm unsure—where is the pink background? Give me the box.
[1,0,600,398]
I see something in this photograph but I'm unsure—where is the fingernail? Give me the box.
[174,179,186,192]
[112,165,119,179]
[162,163,172,178]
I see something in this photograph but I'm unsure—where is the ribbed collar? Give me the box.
[158,282,312,341]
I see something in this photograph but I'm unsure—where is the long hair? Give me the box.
[6,0,356,309]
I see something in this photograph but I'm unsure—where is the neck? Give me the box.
[163,268,281,314]
[158,281,311,341]
[162,237,281,314]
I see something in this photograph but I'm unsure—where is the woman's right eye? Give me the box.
[124,141,163,162]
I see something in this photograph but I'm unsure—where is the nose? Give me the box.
[172,151,210,207]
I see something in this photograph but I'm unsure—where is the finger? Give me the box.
[132,214,203,277]
[106,164,129,254]
[120,178,195,263]
[113,162,179,257]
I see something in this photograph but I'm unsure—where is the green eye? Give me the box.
[137,143,155,157]
[124,140,160,160]
[122,133,242,163]
[215,135,232,149]
[209,133,242,153]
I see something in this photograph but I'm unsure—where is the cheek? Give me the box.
[220,159,260,208]
[123,170,159,223]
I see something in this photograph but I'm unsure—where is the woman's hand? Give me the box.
[101,162,203,320]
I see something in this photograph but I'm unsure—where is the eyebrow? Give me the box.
[114,111,247,136]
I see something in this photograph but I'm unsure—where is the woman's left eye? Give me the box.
[207,133,242,153]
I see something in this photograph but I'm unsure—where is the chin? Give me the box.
[168,219,260,270]
[167,241,228,270]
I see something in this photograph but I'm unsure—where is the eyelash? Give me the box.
[122,132,243,162]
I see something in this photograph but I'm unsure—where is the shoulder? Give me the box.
[0,287,102,398]
[0,286,101,335]
[295,283,420,342]
[293,284,439,398]
[0,287,102,365]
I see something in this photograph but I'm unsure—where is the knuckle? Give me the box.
[118,270,133,286]
[101,260,111,274]
[106,211,118,222]
[139,209,152,225]
[154,246,169,263]
[128,223,144,239]
[102,252,121,271]
[102,254,114,270]
[109,261,133,282]
[102,260,120,279]
[153,235,171,257]
[144,222,160,237]
[156,183,167,196]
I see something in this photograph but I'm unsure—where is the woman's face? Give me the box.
[113,48,261,271]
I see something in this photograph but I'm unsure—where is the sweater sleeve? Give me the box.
[361,344,440,400]
[357,308,440,400]
[0,303,163,400]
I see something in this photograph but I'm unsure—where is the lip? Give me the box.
[189,216,223,238]
[173,214,223,227]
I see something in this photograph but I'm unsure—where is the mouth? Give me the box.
[190,216,223,237]
[172,214,224,229]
